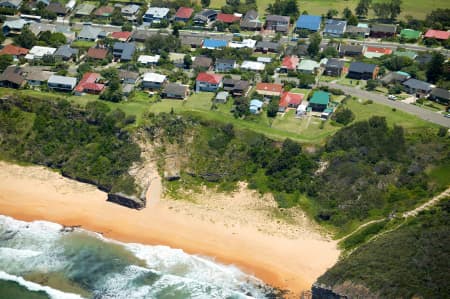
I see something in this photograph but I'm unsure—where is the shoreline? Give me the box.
[0,161,339,296]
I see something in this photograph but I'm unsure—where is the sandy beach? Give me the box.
[0,161,339,297]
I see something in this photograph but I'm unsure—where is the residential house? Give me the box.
[131,30,156,42]
[339,44,364,57]
[47,75,77,91]
[112,42,135,61]
[308,91,330,112]
[161,83,189,100]
[202,39,227,49]
[216,13,240,24]
[121,4,141,22]
[47,2,68,16]
[324,19,347,37]
[222,78,250,97]
[74,3,96,17]
[215,58,236,72]
[228,39,256,49]
[169,52,185,68]
[279,92,303,112]
[2,19,27,36]
[347,62,379,80]
[74,72,105,95]
[345,25,370,38]
[193,10,218,26]
[143,7,170,24]
[180,36,203,49]
[364,46,393,58]
[142,72,167,89]
[297,59,320,74]
[402,78,432,96]
[281,56,300,72]
[54,45,78,61]
[380,71,410,85]
[77,26,104,41]
[240,9,262,31]
[370,24,397,38]
[255,41,280,53]
[118,70,139,84]
[295,14,321,32]
[175,7,194,22]
[137,54,160,66]
[94,6,114,18]
[424,29,450,40]
[0,66,25,88]
[193,56,213,70]
[110,31,132,42]
[195,72,223,92]
[25,46,56,60]
[265,15,290,32]
[240,60,265,71]
[429,88,450,104]
[215,91,229,103]
[55,25,75,42]
[26,70,53,86]
[86,47,109,60]
[257,57,272,64]
[0,0,22,9]
[400,29,421,40]
[324,58,345,77]
[0,44,29,59]
[255,83,283,97]
[249,99,264,114]
[415,53,433,65]
[29,23,56,37]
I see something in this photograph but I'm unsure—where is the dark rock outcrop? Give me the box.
[312,284,348,299]
[107,193,146,210]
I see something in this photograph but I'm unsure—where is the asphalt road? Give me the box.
[319,82,450,128]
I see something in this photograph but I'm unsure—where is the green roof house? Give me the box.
[309,91,330,112]
[400,29,421,40]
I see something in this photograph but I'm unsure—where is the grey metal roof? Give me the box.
[162,82,188,96]
[324,19,347,34]
[326,58,345,69]
[78,26,103,40]
[54,45,78,58]
[48,74,77,86]
[431,87,450,100]
[349,62,377,73]
[403,78,432,91]
[113,42,135,60]
[256,41,280,51]
[371,24,397,33]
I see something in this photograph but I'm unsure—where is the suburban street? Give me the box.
[319,82,450,127]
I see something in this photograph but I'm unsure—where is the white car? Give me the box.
[388,94,397,100]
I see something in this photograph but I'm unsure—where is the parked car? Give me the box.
[388,94,397,100]
[444,113,450,118]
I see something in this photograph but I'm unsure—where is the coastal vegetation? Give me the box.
[0,96,140,195]
[317,198,450,298]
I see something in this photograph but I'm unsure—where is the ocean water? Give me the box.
[0,215,276,299]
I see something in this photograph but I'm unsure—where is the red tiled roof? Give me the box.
[256,83,283,93]
[282,55,299,70]
[279,92,303,108]
[175,7,194,19]
[111,31,132,41]
[196,72,223,84]
[0,44,29,56]
[424,29,450,40]
[216,13,241,23]
[75,72,105,93]
[87,48,108,60]
[366,46,392,55]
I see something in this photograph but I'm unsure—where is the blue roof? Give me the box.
[296,15,321,31]
[203,39,228,49]
[250,99,263,108]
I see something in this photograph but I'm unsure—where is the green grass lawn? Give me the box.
[71,40,96,49]
[209,0,450,20]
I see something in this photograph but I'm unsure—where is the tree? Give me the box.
[366,79,380,91]
[426,52,445,83]
[332,107,355,125]
[0,54,13,72]
[326,9,338,19]
[372,2,391,19]
[307,32,321,57]
[183,54,192,69]
[342,7,352,19]
[201,0,210,8]
[389,0,402,20]
[355,0,371,17]
[267,0,299,18]
[13,28,37,49]
[267,99,279,117]
[122,22,133,32]
[111,7,125,26]
[347,14,359,26]
[322,46,338,58]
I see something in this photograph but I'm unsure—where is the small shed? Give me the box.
[249,99,263,114]
[215,91,229,103]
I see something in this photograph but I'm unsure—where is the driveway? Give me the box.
[319,82,450,128]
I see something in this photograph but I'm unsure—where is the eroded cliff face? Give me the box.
[107,193,146,209]
[312,282,378,299]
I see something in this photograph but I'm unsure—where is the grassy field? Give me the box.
[210,0,450,20]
